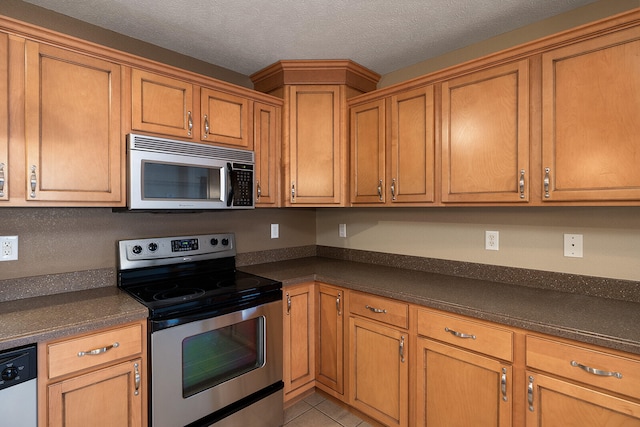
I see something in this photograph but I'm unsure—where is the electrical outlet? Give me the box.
[339,224,347,238]
[485,231,499,251]
[1,236,18,261]
[270,224,279,239]
[564,234,583,258]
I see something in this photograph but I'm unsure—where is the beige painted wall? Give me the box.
[0,208,316,280]
[316,208,640,281]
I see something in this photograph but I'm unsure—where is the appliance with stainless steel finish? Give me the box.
[118,233,283,427]
[127,133,255,210]
[0,344,37,427]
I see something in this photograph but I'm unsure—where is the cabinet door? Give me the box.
[200,88,251,148]
[254,102,281,206]
[541,27,640,202]
[349,316,408,427]
[316,284,344,395]
[283,284,315,401]
[525,372,640,426]
[0,33,7,201]
[47,358,143,427]
[350,98,386,204]
[390,85,436,204]
[287,85,344,205]
[25,41,122,204]
[417,338,512,427]
[442,60,529,203]
[131,69,194,139]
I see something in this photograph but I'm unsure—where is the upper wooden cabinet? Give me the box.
[541,26,640,202]
[441,60,529,203]
[131,69,253,149]
[251,60,380,206]
[22,40,123,205]
[0,33,7,202]
[350,86,436,206]
[253,101,282,206]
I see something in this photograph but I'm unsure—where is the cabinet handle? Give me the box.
[365,305,386,314]
[377,179,383,201]
[286,293,291,315]
[336,292,342,316]
[256,181,261,200]
[30,165,37,198]
[134,362,140,396]
[399,335,405,363]
[203,114,210,139]
[390,178,396,201]
[528,376,534,412]
[187,111,193,136]
[543,167,550,198]
[0,163,5,197]
[501,368,508,402]
[570,360,623,379]
[519,169,525,199]
[77,342,119,357]
[291,182,295,201]
[444,327,476,340]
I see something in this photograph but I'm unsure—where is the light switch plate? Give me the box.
[270,224,279,239]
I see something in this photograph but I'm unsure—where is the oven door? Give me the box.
[150,300,283,427]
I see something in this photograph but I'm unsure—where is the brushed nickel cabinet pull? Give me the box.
[365,305,386,314]
[570,360,622,379]
[256,181,261,200]
[134,362,140,396]
[399,335,405,363]
[528,376,535,412]
[286,293,291,315]
[0,163,5,197]
[30,165,37,198]
[77,342,119,357]
[187,111,193,136]
[203,114,210,139]
[291,182,296,201]
[444,327,476,340]
[519,169,525,199]
[391,178,396,201]
[544,168,550,198]
[501,368,508,401]
[377,179,383,201]
[336,292,342,316]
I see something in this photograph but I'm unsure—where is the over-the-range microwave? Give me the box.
[127,133,254,210]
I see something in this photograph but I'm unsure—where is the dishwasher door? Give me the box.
[0,344,37,427]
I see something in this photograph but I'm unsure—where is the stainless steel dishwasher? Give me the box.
[0,344,37,427]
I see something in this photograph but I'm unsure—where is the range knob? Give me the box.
[148,242,158,252]
[2,366,18,381]
[221,238,229,246]
[132,245,143,255]
[210,238,218,246]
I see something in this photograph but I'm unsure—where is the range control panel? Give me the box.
[118,233,236,269]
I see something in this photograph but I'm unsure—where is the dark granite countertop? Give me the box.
[239,256,640,355]
[0,287,148,351]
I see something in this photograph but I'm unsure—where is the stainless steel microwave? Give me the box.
[127,134,254,210]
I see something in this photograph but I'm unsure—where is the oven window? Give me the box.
[143,162,221,200]
[182,317,265,398]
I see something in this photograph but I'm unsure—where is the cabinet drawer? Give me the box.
[47,323,143,379]
[526,335,640,400]
[417,309,513,361]
[349,292,408,329]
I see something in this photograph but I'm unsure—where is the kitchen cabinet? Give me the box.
[541,25,640,202]
[131,69,253,149]
[38,321,147,427]
[525,335,640,426]
[416,308,514,427]
[251,60,380,206]
[253,101,282,206]
[315,283,345,398]
[441,60,529,203]
[350,86,436,205]
[283,282,316,402]
[0,32,7,202]
[8,39,123,206]
[348,292,409,427]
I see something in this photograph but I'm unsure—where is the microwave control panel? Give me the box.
[231,164,253,207]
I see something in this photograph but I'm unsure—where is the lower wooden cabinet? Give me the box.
[38,320,147,427]
[315,283,345,397]
[283,282,316,402]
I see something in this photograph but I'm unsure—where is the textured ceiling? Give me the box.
[21,0,598,76]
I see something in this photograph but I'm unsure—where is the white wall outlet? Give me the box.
[564,234,583,258]
[1,236,18,261]
[485,231,499,251]
[270,224,279,239]
[339,223,347,238]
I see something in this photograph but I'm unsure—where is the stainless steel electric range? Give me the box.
[117,233,283,427]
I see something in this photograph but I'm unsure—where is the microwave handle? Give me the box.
[226,163,234,207]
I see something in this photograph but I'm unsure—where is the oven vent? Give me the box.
[128,134,254,163]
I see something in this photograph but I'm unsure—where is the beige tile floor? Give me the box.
[283,392,374,427]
